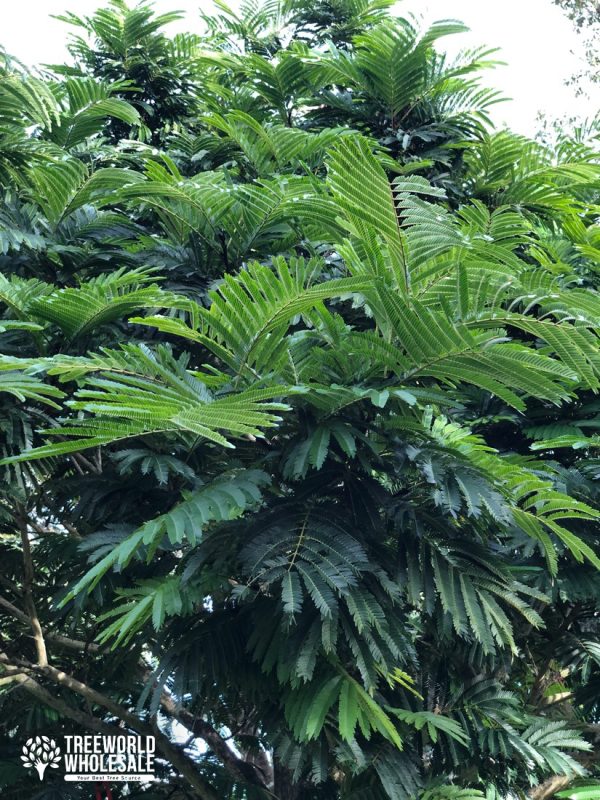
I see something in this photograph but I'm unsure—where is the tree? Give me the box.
[52,0,201,143]
[0,2,599,799]
[554,0,600,94]
[554,0,600,30]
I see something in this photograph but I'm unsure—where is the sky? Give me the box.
[1,0,598,136]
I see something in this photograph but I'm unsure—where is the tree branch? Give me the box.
[2,654,220,800]
[16,505,48,666]
[0,592,100,653]
[159,692,272,789]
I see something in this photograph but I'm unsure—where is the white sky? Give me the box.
[1,0,598,136]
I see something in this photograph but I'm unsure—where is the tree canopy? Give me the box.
[553,0,600,94]
[1,2,600,799]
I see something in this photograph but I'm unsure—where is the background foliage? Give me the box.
[553,0,600,93]
[1,1,600,799]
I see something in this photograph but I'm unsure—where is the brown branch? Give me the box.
[2,616,267,796]
[0,651,113,733]
[1,621,274,798]
[16,506,48,667]
[62,520,81,539]
[159,692,271,789]
[0,668,28,686]
[133,663,273,792]
[72,451,102,475]
[43,632,100,654]
[8,657,220,800]
[151,721,221,800]
[528,751,598,800]
[529,775,572,800]
[27,517,81,540]
[237,718,274,789]
[525,710,598,800]
[0,592,99,654]
[68,454,85,476]
[17,675,117,735]
[0,594,29,625]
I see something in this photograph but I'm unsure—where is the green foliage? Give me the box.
[0,2,599,800]
[69,468,270,598]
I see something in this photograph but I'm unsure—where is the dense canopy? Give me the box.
[1,2,600,799]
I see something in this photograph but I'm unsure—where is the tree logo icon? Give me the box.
[21,736,61,780]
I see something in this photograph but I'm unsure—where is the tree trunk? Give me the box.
[273,760,301,800]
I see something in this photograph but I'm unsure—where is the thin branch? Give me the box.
[159,692,271,789]
[62,520,82,539]
[27,516,81,540]
[0,668,28,686]
[528,752,598,800]
[3,610,266,796]
[4,654,220,800]
[0,593,100,653]
[16,505,48,667]
[135,660,272,791]
[0,594,29,625]
[20,675,119,735]
[0,652,113,734]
